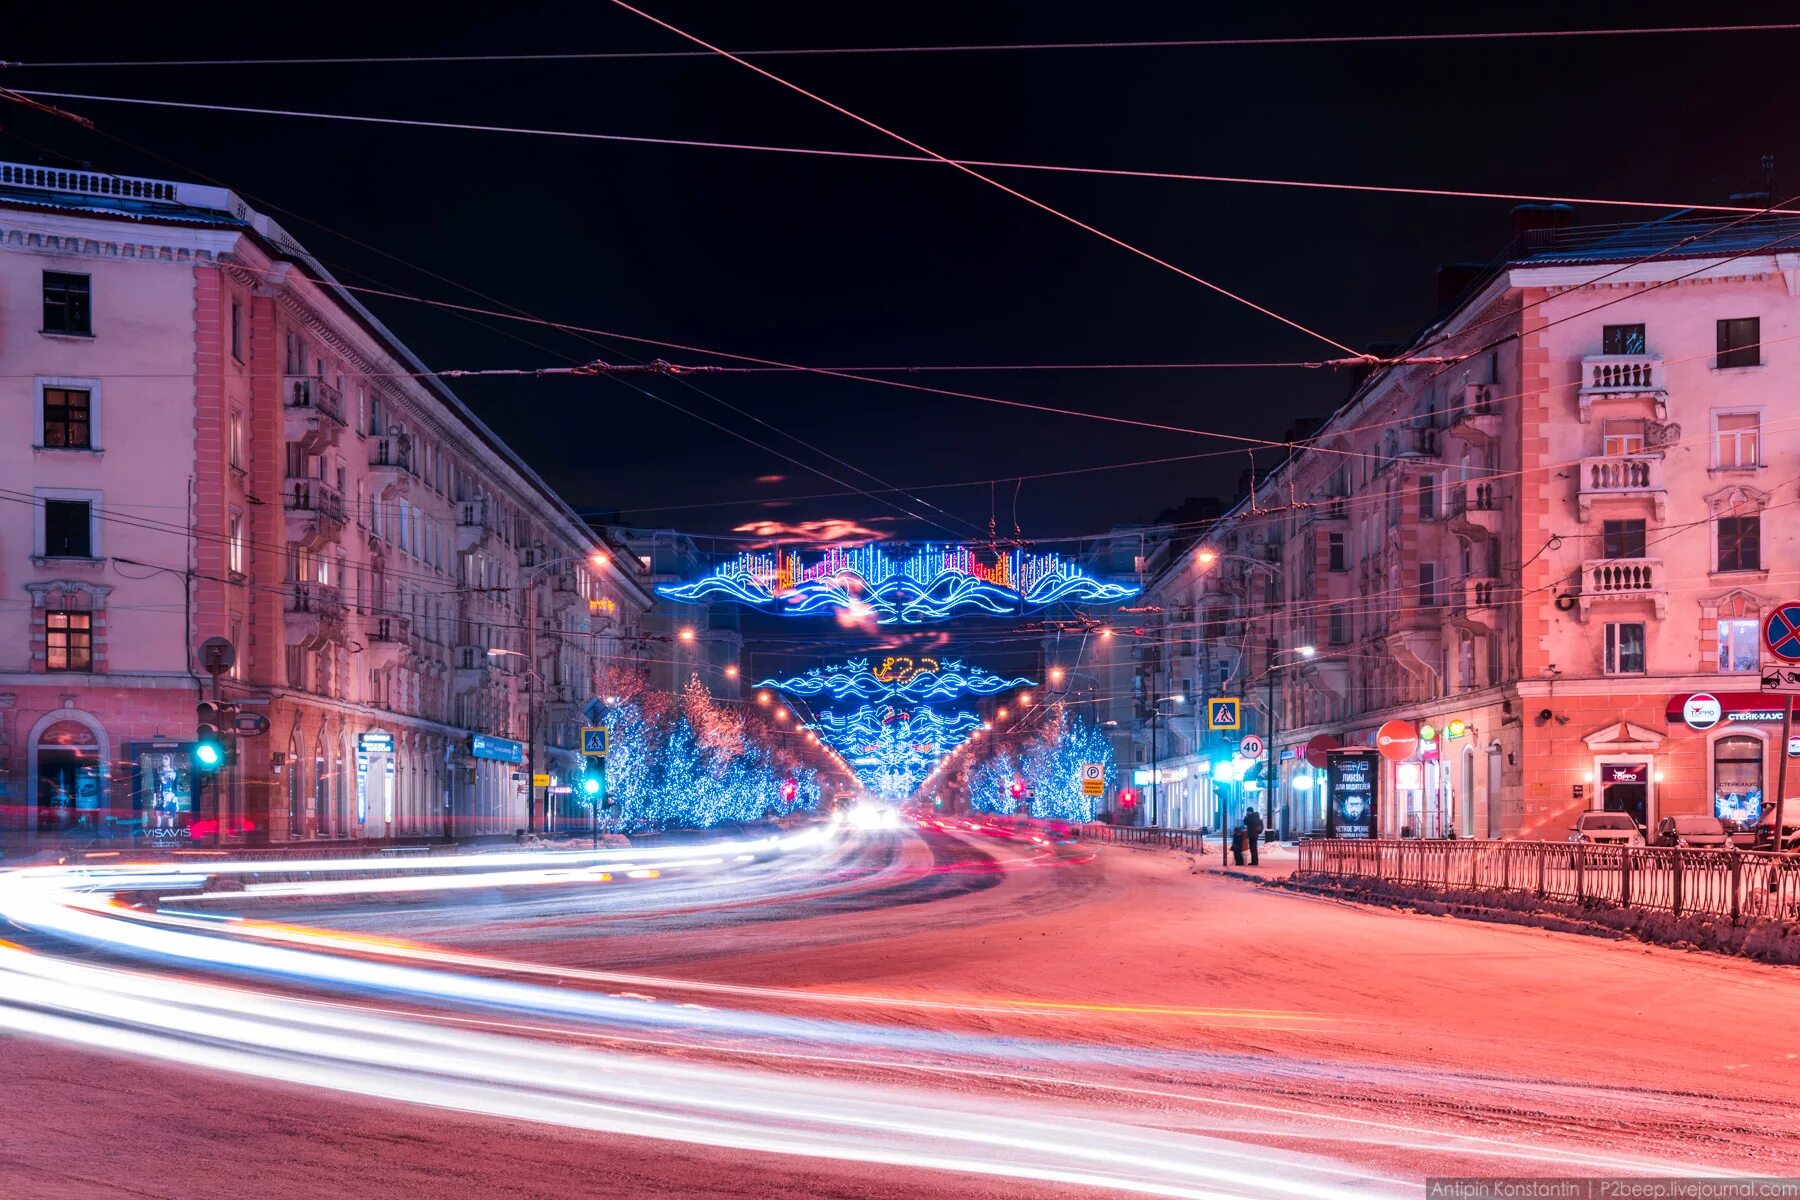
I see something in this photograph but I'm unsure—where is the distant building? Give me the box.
[0,160,652,849]
[610,528,744,699]
[1139,205,1800,841]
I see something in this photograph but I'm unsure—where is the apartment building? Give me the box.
[1142,206,1800,840]
[0,160,652,849]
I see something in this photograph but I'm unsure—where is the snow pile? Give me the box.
[1283,873,1800,965]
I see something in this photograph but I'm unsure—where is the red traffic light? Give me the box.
[1009,777,1026,799]
[781,778,798,803]
[1119,788,1139,807]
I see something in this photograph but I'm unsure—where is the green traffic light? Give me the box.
[194,740,224,769]
[581,775,602,797]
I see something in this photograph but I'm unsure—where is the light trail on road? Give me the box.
[0,828,1757,1194]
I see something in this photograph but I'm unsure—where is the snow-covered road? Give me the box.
[2,824,1795,1199]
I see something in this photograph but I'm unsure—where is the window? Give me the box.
[1604,621,1646,675]
[1417,562,1439,607]
[1602,324,1646,355]
[1327,531,1346,572]
[1329,605,1349,646]
[1716,317,1761,369]
[229,408,244,469]
[230,299,245,361]
[1714,411,1761,468]
[43,387,91,449]
[1601,418,1645,456]
[1417,475,1437,520]
[1718,618,1759,673]
[43,499,93,558]
[45,611,92,671]
[1713,735,1763,824]
[1717,515,1761,572]
[1602,519,1646,560]
[42,271,92,335]
[228,510,245,575]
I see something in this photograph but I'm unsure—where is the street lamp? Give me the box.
[1146,692,1185,828]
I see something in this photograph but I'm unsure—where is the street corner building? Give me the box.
[1118,205,1800,842]
[0,161,654,851]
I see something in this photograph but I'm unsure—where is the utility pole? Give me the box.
[1150,680,1160,827]
[1265,637,1278,840]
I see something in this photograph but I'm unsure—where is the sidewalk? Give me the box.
[1198,840,1297,878]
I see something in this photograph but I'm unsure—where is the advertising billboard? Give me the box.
[1325,747,1380,839]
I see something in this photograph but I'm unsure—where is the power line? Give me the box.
[12,22,1799,67]
[27,90,1793,225]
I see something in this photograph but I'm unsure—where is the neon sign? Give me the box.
[657,543,1139,625]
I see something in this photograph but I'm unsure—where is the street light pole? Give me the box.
[1265,637,1277,838]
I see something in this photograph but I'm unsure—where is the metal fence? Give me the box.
[1081,824,1212,854]
[1297,838,1800,923]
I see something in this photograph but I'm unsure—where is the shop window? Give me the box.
[1602,323,1645,355]
[1604,622,1645,675]
[45,610,92,671]
[135,745,195,843]
[1713,736,1763,824]
[1718,618,1760,673]
[1717,516,1761,573]
[36,719,101,833]
[42,271,92,335]
[1602,519,1646,560]
[1716,317,1761,369]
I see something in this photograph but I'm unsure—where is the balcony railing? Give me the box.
[286,377,346,425]
[286,477,347,524]
[1577,453,1666,520]
[370,434,414,472]
[1584,557,1660,595]
[288,581,345,617]
[1451,480,1497,515]
[1581,354,1662,393]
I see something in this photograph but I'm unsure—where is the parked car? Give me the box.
[1752,800,1800,851]
[1568,811,1645,846]
[1654,815,1730,849]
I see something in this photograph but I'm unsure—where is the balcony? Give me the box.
[453,643,494,692]
[368,434,416,496]
[1449,576,1500,633]
[1577,453,1666,521]
[284,377,347,452]
[1448,383,1502,443]
[1577,354,1666,422]
[456,498,494,552]
[284,477,347,548]
[285,582,345,649]
[1579,557,1666,619]
[363,615,412,670]
[1448,480,1501,539]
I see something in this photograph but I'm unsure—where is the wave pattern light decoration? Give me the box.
[657,544,1138,625]
[757,657,1035,704]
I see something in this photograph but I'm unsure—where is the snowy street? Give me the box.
[3,826,1796,1199]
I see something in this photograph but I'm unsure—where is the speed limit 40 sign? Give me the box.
[1239,734,1264,759]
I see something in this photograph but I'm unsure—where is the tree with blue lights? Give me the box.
[962,708,1114,822]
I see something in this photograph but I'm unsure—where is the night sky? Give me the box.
[7,1,1798,553]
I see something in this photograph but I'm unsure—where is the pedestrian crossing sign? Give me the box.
[581,726,609,756]
[1207,698,1241,730]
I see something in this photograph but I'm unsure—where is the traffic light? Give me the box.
[1009,777,1026,800]
[579,755,609,805]
[195,702,230,771]
[781,778,798,804]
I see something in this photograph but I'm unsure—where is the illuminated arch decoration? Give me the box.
[757,657,1035,704]
[807,702,983,800]
[657,544,1138,625]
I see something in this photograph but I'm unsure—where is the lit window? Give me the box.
[1601,418,1645,456]
[1715,412,1761,468]
[1713,736,1763,824]
[229,408,244,469]
[45,610,92,671]
[1604,622,1645,675]
[228,511,245,575]
[1602,324,1645,355]
[1718,619,1759,673]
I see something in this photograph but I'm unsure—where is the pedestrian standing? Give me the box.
[1244,807,1264,866]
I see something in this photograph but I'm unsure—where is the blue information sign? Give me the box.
[1764,603,1800,664]
[471,734,525,764]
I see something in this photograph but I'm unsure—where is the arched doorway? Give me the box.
[32,715,106,835]
[287,729,304,838]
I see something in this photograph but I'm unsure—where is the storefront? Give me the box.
[1667,691,1788,827]
[127,739,198,844]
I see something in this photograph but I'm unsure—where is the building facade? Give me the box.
[0,160,652,850]
[1140,207,1800,841]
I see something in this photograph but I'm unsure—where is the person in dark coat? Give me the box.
[1243,807,1264,865]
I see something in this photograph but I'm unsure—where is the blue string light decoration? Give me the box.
[807,702,982,800]
[657,543,1139,625]
[966,715,1115,822]
[756,656,1035,703]
[599,697,819,830]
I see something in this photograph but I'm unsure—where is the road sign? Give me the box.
[1681,693,1724,730]
[1079,762,1104,796]
[1763,668,1800,694]
[1238,734,1264,759]
[1376,720,1419,762]
[581,726,609,756]
[1207,697,1241,730]
[232,711,270,736]
[1304,733,1341,768]
[1789,735,1800,758]
[1765,602,1800,663]
[358,730,395,754]
[532,773,551,789]
[581,697,606,726]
